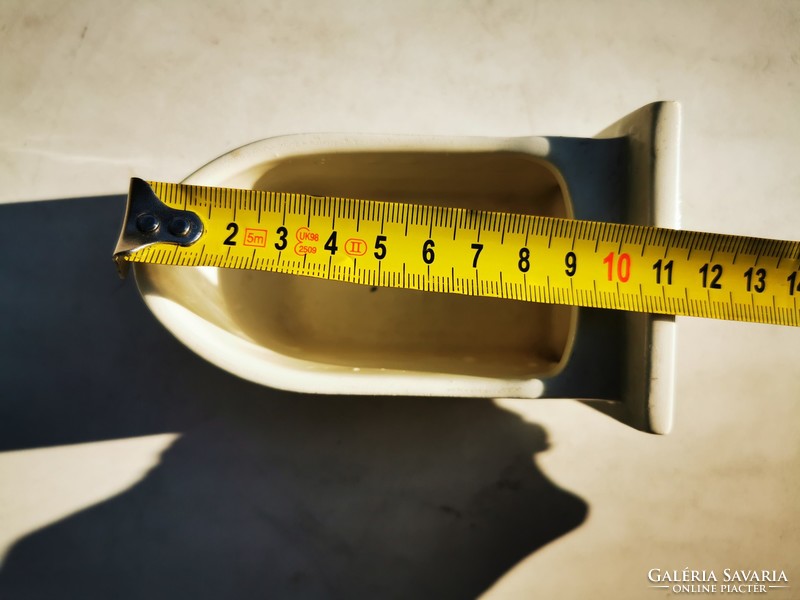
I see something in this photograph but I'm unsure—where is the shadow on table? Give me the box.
[0,196,587,599]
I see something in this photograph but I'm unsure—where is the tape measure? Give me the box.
[114,178,800,327]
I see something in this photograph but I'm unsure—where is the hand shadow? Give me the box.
[0,197,587,599]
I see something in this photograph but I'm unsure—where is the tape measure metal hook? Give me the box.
[114,178,204,277]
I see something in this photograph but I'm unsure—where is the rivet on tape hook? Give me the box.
[113,178,204,278]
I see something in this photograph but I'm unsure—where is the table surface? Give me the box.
[1,1,798,598]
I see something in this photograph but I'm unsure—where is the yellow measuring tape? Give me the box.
[114,179,800,327]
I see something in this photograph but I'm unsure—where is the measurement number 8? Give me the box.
[518,247,530,273]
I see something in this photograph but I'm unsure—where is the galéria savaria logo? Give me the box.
[648,569,790,594]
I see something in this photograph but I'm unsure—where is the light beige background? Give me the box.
[1,1,798,598]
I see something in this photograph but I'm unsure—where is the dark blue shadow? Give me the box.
[0,197,587,598]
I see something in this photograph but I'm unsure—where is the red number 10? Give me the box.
[603,252,631,282]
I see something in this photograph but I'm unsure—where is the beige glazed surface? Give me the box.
[134,103,678,435]
[136,135,587,397]
[218,151,574,379]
